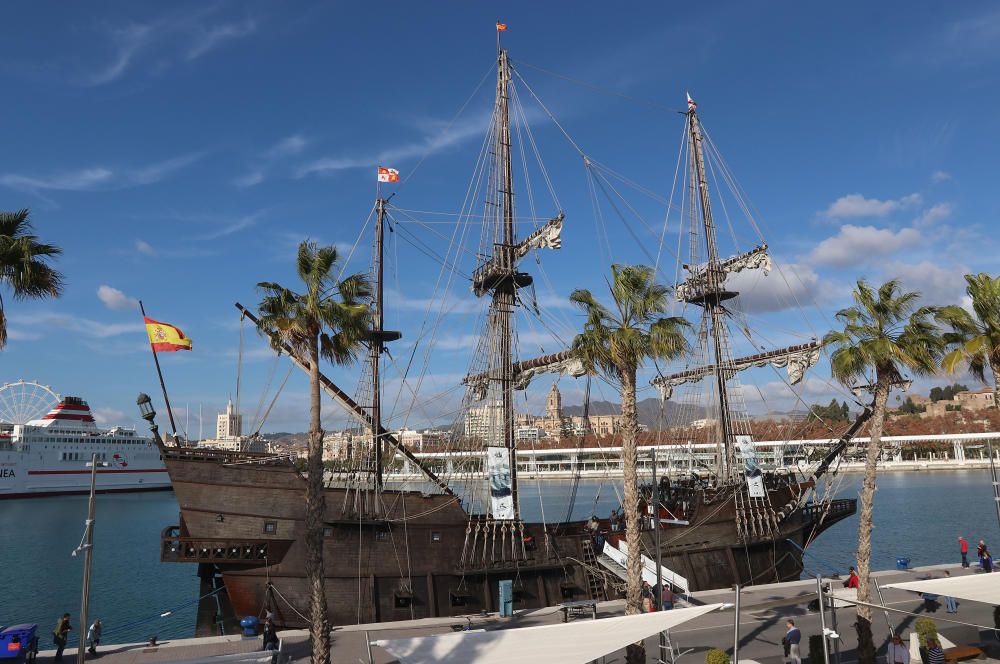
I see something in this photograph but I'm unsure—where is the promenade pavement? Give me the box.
[35,563,1000,663]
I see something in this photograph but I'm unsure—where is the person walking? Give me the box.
[844,566,860,588]
[783,619,802,664]
[960,536,969,567]
[978,540,987,568]
[661,584,675,610]
[985,549,994,573]
[943,571,958,613]
[926,638,945,664]
[86,618,102,655]
[52,613,71,662]
[888,634,911,664]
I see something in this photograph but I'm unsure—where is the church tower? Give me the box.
[546,383,562,420]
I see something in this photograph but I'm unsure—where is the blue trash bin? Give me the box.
[896,556,911,570]
[0,624,39,663]
[239,616,260,637]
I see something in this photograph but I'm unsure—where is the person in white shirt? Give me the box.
[887,634,911,664]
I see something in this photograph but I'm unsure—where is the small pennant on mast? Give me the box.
[377,166,399,183]
[686,92,697,112]
[496,21,508,31]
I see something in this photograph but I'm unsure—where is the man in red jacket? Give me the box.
[960,536,969,567]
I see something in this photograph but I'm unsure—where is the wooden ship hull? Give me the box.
[159,447,855,628]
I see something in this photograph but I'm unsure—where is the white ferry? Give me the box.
[0,393,169,499]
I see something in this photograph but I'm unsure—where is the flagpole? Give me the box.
[139,300,179,441]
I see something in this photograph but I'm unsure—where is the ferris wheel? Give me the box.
[0,379,61,425]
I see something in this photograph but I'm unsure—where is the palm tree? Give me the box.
[571,264,688,664]
[824,279,949,664]
[0,209,63,349]
[940,273,1000,406]
[257,241,371,664]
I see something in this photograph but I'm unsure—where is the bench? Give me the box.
[560,600,598,622]
[943,645,985,663]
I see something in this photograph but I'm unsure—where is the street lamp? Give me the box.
[137,393,164,447]
[75,455,109,664]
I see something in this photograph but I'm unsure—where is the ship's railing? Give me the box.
[164,447,293,466]
[802,498,855,523]
[160,526,293,565]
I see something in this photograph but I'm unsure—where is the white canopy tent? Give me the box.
[374,603,724,664]
[885,573,1000,605]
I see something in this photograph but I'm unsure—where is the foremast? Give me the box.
[465,41,563,526]
[369,197,400,494]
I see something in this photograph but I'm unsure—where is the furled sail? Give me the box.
[515,213,564,257]
[651,340,821,401]
[675,243,771,303]
[463,350,585,401]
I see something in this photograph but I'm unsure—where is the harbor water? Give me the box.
[2,470,998,644]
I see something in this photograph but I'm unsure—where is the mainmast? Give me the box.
[685,94,736,477]
[495,45,520,519]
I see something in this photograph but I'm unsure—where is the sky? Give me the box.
[1,1,999,436]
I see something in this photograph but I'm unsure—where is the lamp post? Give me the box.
[137,393,164,448]
[75,453,108,664]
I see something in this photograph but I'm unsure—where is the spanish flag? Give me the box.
[496,22,507,31]
[144,316,193,352]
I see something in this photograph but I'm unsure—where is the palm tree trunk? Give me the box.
[620,367,646,664]
[990,359,1000,409]
[306,337,330,664]
[855,375,889,664]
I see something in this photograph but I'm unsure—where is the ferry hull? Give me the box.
[160,449,854,627]
[0,394,169,498]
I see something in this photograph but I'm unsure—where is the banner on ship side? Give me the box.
[736,435,765,499]
[486,447,515,520]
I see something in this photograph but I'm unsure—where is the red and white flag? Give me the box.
[377,167,399,183]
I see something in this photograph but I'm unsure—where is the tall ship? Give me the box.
[146,36,870,629]
[0,380,167,498]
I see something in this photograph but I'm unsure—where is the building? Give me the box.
[322,430,358,461]
[200,399,269,453]
[216,399,243,439]
[918,388,995,418]
[205,436,271,453]
[534,384,623,439]
[465,401,504,441]
[398,428,446,452]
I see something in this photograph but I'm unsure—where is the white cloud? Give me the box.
[198,211,263,240]
[97,285,140,311]
[92,407,127,426]
[931,170,953,184]
[809,224,922,267]
[135,240,156,256]
[729,262,824,314]
[130,152,204,184]
[0,152,203,195]
[263,134,308,159]
[0,168,113,192]
[186,19,257,61]
[233,171,264,188]
[914,203,953,227]
[9,312,145,339]
[822,193,922,219]
[83,12,258,86]
[296,112,496,178]
[883,260,969,307]
[84,23,153,86]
